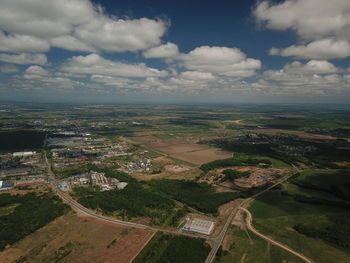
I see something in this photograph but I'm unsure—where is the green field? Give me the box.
[133,232,210,263]
[244,169,350,263]
[215,227,304,263]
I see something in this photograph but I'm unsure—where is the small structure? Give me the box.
[13,151,36,157]
[0,180,14,190]
[116,182,128,190]
[182,218,214,235]
[15,176,46,187]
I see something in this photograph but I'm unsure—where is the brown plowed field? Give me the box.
[133,135,232,165]
[0,212,154,263]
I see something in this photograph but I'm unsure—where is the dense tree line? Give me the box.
[291,171,350,201]
[74,183,175,224]
[221,169,250,182]
[0,193,69,250]
[133,233,210,263]
[0,130,46,151]
[293,194,350,209]
[294,219,350,249]
[209,134,350,169]
[148,179,241,214]
[200,157,271,173]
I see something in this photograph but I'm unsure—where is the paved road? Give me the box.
[45,150,303,263]
[205,169,299,263]
[240,207,314,263]
[44,152,211,240]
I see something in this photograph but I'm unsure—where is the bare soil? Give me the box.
[132,135,232,165]
[0,212,154,263]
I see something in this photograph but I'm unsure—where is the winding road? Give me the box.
[44,152,212,240]
[44,150,311,263]
[240,207,314,263]
[205,170,299,263]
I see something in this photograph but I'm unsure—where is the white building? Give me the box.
[182,219,214,235]
[116,182,128,190]
[13,151,36,157]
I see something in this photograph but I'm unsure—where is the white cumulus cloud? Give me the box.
[0,53,47,65]
[0,0,168,53]
[270,38,350,59]
[60,53,168,78]
[0,31,50,53]
[254,0,350,59]
[143,42,179,59]
[0,64,18,73]
[178,46,261,77]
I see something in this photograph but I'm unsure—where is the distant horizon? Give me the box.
[0,0,349,103]
[1,99,350,108]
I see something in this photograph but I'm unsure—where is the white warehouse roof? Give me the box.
[182,219,214,235]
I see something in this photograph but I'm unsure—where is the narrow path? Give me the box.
[240,207,314,263]
[128,231,156,263]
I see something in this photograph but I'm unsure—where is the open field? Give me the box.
[215,226,304,263]
[247,191,350,262]
[2,104,350,262]
[172,148,232,165]
[132,135,232,165]
[0,212,155,263]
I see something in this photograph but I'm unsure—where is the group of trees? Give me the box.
[148,179,241,214]
[0,130,46,151]
[74,183,175,224]
[291,170,350,201]
[0,193,69,250]
[134,233,210,263]
[221,169,250,182]
[209,133,350,169]
[200,156,271,173]
[294,219,350,249]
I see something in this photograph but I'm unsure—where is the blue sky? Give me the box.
[0,0,349,103]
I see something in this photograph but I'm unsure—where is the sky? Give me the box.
[0,0,349,104]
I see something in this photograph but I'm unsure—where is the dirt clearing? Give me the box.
[0,212,154,263]
[133,135,232,165]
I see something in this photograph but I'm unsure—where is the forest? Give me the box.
[133,232,210,263]
[148,179,241,214]
[0,192,69,250]
[73,183,176,225]
[200,156,271,173]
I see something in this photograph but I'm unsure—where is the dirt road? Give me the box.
[240,207,314,263]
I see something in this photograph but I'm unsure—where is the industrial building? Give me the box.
[182,218,215,235]
[0,180,14,190]
[13,151,36,157]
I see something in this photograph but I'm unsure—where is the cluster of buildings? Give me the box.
[0,151,48,191]
[121,158,152,173]
[0,175,47,190]
[0,151,45,177]
[48,135,132,168]
[57,170,128,192]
